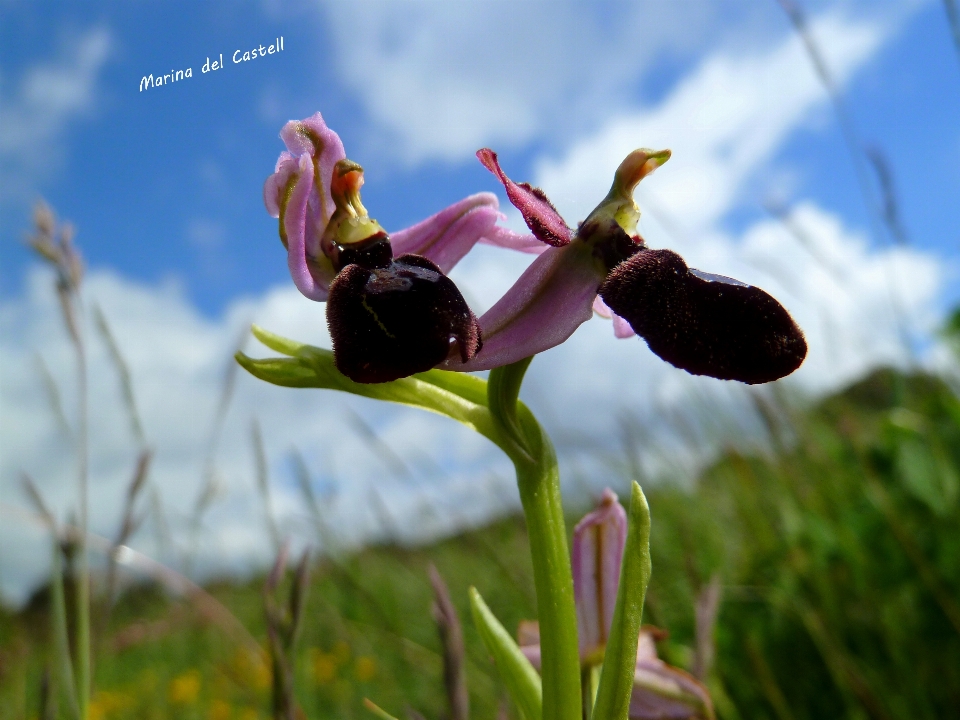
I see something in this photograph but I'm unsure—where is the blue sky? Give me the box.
[3,1,958,314]
[2,0,960,603]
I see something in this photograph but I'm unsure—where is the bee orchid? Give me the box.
[456,148,807,384]
[264,113,533,383]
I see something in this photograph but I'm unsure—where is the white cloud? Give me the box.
[319,0,768,165]
[0,27,112,202]
[532,11,886,233]
[0,268,516,605]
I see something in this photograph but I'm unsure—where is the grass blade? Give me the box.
[92,303,146,445]
[593,481,652,720]
[469,586,542,720]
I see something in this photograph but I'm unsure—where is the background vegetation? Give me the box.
[3,343,959,719]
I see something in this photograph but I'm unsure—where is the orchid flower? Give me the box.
[454,149,807,384]
[518,489,714,720]
[263,113,533,383]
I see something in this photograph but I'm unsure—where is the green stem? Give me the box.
[490,362,580,720]
[73,312,90,720]
[51,540,80,720]
[515,446,581,720]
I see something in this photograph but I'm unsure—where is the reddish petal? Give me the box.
[477,148,573,247]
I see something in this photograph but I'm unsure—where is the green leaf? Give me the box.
[416,367,490,408]
[469,587,542,720]
[237,333,501,432]
[592,481,652,720]
[251,324,307,356]
[362,698,401,720]
[235,354,325,388]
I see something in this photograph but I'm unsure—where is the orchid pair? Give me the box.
[263,112,806,385]
[242,111,807,720]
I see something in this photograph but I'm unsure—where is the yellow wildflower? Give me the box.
[310,648,337,684]
[208,698,232,720]
[169,669,202,705]
[354,656,376,682]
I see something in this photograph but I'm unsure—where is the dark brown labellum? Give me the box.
[599,248,807,384]
[327,253,482,383]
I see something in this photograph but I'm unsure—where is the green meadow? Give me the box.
[3,355,959,720]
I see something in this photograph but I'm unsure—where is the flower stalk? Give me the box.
[489,358,581,720]
[512,445,581,720]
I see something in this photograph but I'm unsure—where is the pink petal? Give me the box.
[278,112,346,229]
[636,628,661,663]
[593,295,614,318]
[264,152,296,218]
[629,628,714,720]
[613,314,636,339]
[265,113,346,302]
[441,243,602,372]
[390,193,502,274]
[517,619,541,647]
[517,619,542,670]
[592,296,637,338]
[631,660,714,720]
[571,489,628,660]
[477,149,573,247]
[282,154,332,301]
[480,224,548,255]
